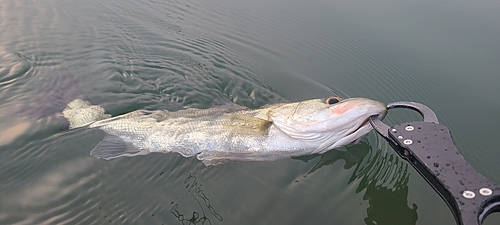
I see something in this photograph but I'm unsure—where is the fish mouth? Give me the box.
[347,118,370,137]
[346,110,386,138]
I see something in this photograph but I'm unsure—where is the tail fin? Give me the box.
[3,67,110,129]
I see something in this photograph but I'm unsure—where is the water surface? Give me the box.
[1,0,499,224]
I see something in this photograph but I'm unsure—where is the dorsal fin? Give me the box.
[222,114,272,135]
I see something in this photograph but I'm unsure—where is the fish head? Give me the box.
[269,97,387,153]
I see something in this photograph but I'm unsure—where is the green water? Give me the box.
[1,0,499,224]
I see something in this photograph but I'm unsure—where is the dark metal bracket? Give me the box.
[369,101,500,225]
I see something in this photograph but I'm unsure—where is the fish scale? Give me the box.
[62,97,387,165]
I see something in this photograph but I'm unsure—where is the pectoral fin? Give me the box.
[222,114,272,135]
[90,135,150,160]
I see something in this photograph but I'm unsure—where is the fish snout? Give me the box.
[330,98,386,118]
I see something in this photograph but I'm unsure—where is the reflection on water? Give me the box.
[300,139,418,225]
[351,142,418,225]
[0,157,98,224]
[170,170,223,225]
[0,120,30,146]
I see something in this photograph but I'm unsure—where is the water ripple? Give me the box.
[3,0,496,224]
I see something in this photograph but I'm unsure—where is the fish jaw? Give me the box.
[270,97,386,153]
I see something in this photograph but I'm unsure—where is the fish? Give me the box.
[6,67,387,166]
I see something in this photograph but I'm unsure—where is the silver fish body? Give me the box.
[64,97,386,165]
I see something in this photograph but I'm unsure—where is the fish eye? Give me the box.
[325,96,341,105]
